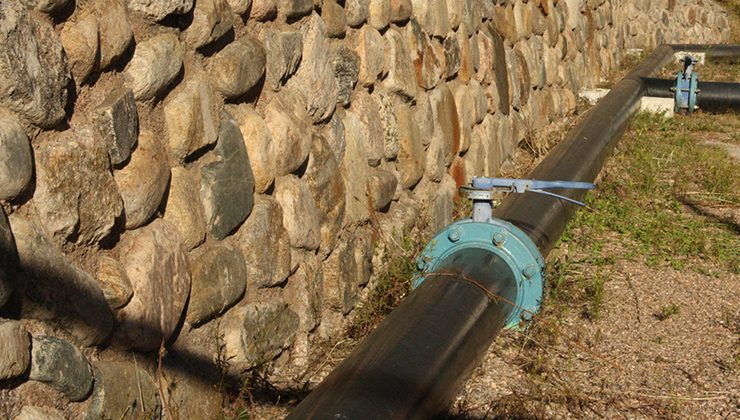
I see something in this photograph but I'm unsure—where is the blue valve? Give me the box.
[674,55,699,113]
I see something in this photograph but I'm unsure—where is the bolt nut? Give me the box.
[417,260,426,271]
[523,264,539,279]
[492,230,506,246]
[448,227,463,242]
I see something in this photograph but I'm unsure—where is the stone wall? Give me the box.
[0,0,729,417]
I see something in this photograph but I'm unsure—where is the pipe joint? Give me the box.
[414,218,545,328]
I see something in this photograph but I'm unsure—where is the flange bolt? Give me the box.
[492,230,506,246]
[523,264,539,279]
[448,227,462,242]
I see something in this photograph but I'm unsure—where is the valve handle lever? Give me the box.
[461,177,596,208]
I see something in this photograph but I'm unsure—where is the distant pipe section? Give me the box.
[288,44,740,419]
[642,77,740,112]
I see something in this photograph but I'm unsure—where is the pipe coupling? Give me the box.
[414,218,545,328]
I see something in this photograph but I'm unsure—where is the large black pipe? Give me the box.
[492,45,676,254]
[669,44,740,62]
[289,249,518,419]
[289,44,740,419]
[642,77,740,112]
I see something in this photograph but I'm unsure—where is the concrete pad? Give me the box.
[641,97,674,117]
[578,88,610,105]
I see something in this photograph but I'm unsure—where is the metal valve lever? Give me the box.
[461,177,596,222]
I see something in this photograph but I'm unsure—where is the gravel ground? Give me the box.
[451,256,739,419]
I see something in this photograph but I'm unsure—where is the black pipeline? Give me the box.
[642,77,740,112]
[288,44,740,419]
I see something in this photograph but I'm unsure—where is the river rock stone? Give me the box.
[274,175,321,251]
[305,133,346,255]
[34,129,122,244]
[252,0,277,20]
[322,112,346,163]
[376,193,419,247]
[322,0,347,38]
[114,130,170,229]
[466,119,486,176]
[443,32,461,78]
[376,92,400,159]
[346,0,369,27]
[15,406,65,420]
[383,27,416,100]
[115,219,191,351]
[448,80,473,154]
[469,79,486,121]
[187,244,247,326]
[288,13,338,123]
[487,25,510,114]
[322,234,364,313]
[20,0,71,13]
[0,2,69,128]
[563,0,581,30]
[349,91,383,166]
[323,229,371,314]
[230,105,275,193]
[201,112,255,240]
[125,33,183,100]
[264,90,312,176]
[390,0,412,22]
[278,0,313,19]
[221,301,300,372]
[60,11,99,84]
[284,256,323,332]
[209,35,266,99]
[340,111,370,225]
[234,196,292,288]
[0,111,33,201]
[164,79,219,163]
[355,25,385,88]
[491,4,515,41]
[476,28,494,84]
[414,90,433,146]
[84,361,160,420]
[92,88,139,167]
[406,20,443,90]
[410,0,448,37]
[95,0,134,69]
[367,169,397,211]
[158,362,223,420]
[457,26,474,83]
[425,84,459,182]
[228,0,252,14]
[163,167,207,250]
[396,103,424,189]
[331,45,360,106]
[128,0,194,20]
[9,216,113,346]
[368,0,391,30]
[0,320,30,381]
[183,0,234,49]
[29,336,93,402]
[264,29,303,91]
[95,256,133,310]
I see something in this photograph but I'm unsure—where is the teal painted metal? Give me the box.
[414,218,545,329]
[674,56,699,113]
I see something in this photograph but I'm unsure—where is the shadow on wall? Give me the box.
[0,209,306,416]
